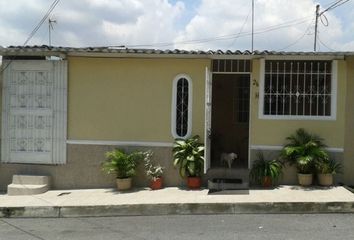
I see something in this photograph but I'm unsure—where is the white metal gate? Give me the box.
[1,60,67,164]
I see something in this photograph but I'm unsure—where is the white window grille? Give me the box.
[259,59,337,120]
[1,60,67,164]
[212,59,251,73]
[171,74,192,139]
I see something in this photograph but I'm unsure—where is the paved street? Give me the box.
[0,214,354,240]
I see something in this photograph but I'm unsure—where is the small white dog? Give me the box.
[220,152,238,169]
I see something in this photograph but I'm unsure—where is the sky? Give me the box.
[0,0,353,52]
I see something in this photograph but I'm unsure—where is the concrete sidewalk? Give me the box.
[0,185,353,218]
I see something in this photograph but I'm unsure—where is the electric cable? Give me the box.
[277,17,315,51]
[121,17,313,48]
[0,0,61,74]
[227,7,252,49]
[320,0,351,15]
[318,36,337,51]
[314,0,350,51]
[320,14,329,27]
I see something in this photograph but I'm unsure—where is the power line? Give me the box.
[0,0,61,74]
[277,17,315,51]
[318,36,337,51]
[227,7,252,49]
[23,0,60,46]
[320,0,351,15]
[314,0,351,51]
[122,16,312,48]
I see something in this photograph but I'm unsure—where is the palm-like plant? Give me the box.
[250,152,283,186]
[280,128,329,174]
[172,135,205,178]
[102,149,145,178]
[316,158,342,174]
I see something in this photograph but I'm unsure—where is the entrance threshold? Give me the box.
[206,168,249,191]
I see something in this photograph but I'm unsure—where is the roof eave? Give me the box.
[0,46,348,60]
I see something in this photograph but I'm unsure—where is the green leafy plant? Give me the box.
[143,151,164,180]
[315,158,342,174]
[172,135,205,178]
[280,128,329,174]
[102,149,146,179]
[250,152,283,186]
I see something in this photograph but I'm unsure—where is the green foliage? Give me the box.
[280,128,329,174]
[172,135,205,178]
[102,149,146,179]
[250,152,283,186]
[315,158,342,174]
[143,151,164,180]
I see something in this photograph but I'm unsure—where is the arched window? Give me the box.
[171,74,192,139]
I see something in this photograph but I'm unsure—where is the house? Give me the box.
[0,45,353,190]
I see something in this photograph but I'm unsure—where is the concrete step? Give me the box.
[208,179,249,191]
[7,175,51,196]
[12,175,50,185]
[206,168,249,191]
[7,184,49,196]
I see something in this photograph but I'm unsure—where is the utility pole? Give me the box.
[314,4,320,52]
[251,0,254,52]
[48,18,57,46]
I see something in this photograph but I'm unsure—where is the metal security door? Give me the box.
[204,66,212,173]
[2,60,67,164]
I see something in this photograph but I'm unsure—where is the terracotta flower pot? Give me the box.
[187,177,201,189]
[262,176,272,188]
[317,173,333,186]
[297,173,313,186]
[116,178,132,191]
[150,177,163,190]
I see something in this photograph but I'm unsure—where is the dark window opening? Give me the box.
[175,78,189,137]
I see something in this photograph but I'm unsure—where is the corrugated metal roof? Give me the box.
[0,45,352,57]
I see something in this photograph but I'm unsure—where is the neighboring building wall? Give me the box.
[343,56,354,186]
[249,59,346,184]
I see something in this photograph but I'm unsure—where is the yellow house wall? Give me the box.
[250,59,346,148]
[67,57,209,142]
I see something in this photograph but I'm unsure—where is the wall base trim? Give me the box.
[66,141,344,152]
[66,140,174,147]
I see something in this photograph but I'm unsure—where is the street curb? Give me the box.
[0,206,60,218]
[1,202,354,218]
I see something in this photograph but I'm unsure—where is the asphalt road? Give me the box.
[0,214,353,240]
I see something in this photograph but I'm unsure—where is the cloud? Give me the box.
[0,0,185,47]
[174,0,324,51]
[0,0,353,51]
[100,0,185,46]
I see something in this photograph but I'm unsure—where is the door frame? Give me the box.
[204,63,252,172]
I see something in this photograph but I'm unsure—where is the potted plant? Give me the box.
[315,158,342,186]
[250,152,283,188]
[102,149,145,191]
[143,151,164,190]
[172,135,205,189]
[280,128,329,186]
